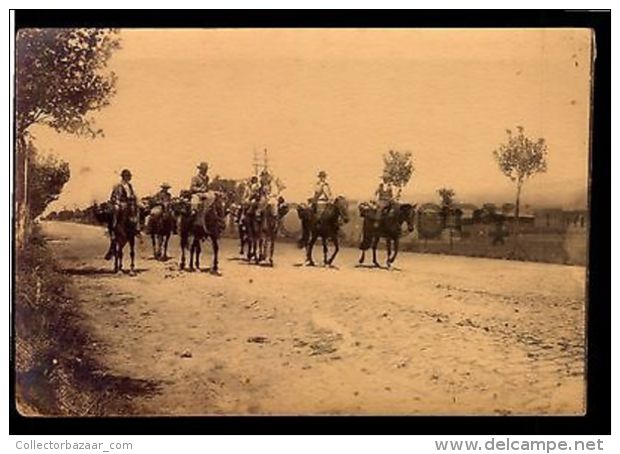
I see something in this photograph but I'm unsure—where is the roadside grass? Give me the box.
[14,225,159,416]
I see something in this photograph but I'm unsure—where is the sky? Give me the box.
[32,28,593,212]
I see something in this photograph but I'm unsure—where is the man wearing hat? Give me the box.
[105,169,140,259]
[154,182,173,206]
[312,170,332,216]
[240,175,261,221]
[243,175,260,204]
[375,175,395,210]
[259,169,275,199]
[373,174,397,227]
[189,161,211,229]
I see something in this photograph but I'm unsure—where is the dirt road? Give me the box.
[41,221,586,415]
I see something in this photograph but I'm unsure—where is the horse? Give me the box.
[95,200,143,275]
[229,202,251,256]
[358,202,417,268]
[298,196,349,267]
[254,196,289,266]
[144,197,177,261]
[173,192,226,273]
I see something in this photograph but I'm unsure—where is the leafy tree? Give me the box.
[493,126,548,235]
[15,28,120,245]
[27,144,71,220]
[437,187,456,231]
[209,176,245,204]
[16,28,120,137]
[437,187,455,207]
[382,150,414,198]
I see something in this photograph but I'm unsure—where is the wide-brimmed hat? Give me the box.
[318,170,327,178]
[121,169,132,178]
[197,161,209,170]
[160,182,171,189]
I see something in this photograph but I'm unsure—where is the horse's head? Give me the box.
[334,196,349,224]
[296,203,310,220]
[277,197,289,219]
[211,191,228,216]
[400,203,417,232]
[358,201,373,218]
[138,202,151,221]
[93,202,112,224]
[170,197,190,217]
[141,196,154,209]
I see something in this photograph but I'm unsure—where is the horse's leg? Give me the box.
[256,232,264,264]
[157,234,164,260]
[117,243,124,273]
[386,238,392,268]
[179,236,186,270]
[151,234,157,259]
[239,225,245,255]
[113,241,119,273]
[211,236,220,273]
[306,232,318,266]
[322,236,328,265]
[328,236,340,265]
[258,222,266,262]
[129,236,136,276]
[268,230,275,266]
[163,234,170,260]
[372,236,381,267]
[359,222,370,264]
[195,239,201,270]
[189,238,195,271]
[390,237,400,266]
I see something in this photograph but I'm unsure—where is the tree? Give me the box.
[493,126,548,247]
[382,150,414,198]
[26,141,71,220]
[208,176,244,204]
[437,187,455,207]
[436,187,455,231]
[15,28,120,246]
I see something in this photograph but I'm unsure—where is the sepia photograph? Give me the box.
[13,25,594,419]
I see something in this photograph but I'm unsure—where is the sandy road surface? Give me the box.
[40,221,586,415]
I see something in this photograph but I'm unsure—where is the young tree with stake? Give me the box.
[382,150,415,199]
[493,126,548,250]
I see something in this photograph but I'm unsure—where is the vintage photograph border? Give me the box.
[9,9,610,435]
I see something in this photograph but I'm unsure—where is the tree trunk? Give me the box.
[512,180,523,257]
[15,134,29,249]
[515,180,522,235]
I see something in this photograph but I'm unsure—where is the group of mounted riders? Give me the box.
[96,162,417,275]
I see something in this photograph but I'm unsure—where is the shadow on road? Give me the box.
[62,267,148,277]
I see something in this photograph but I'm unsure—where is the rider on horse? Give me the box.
[154,182,173,206]
[259,169,274,198]
[243,176,260,203]
[146,182,176,235]
[189,161,211,231]
[374,175,397,225]
[105,169,141,260]
[312,170,332,218]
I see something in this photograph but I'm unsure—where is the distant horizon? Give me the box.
[34,29,592,215]
[49,187,588,213]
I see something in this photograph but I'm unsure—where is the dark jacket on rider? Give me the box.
[153,189,172,206]
[190,173,210,194]
[110,182,138,206]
